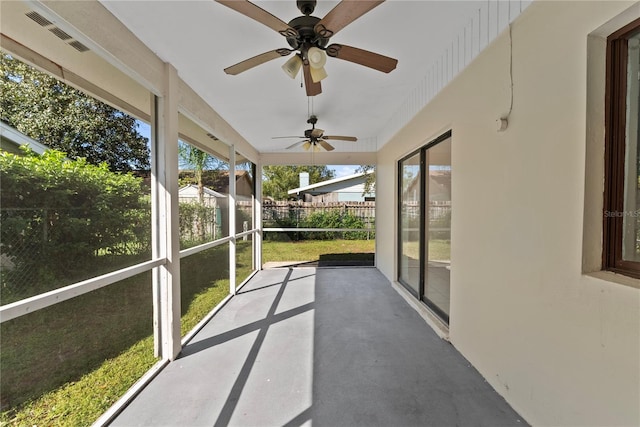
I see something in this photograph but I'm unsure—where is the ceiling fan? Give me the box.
[273,115,357,151]
[217,0,398,96]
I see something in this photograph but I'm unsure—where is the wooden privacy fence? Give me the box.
[260,201,376,241]
[261,200,376,223]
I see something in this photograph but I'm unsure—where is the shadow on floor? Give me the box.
[264,252,374,268]
[110,267,527,427]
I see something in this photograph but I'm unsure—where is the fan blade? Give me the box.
[311,128,324,138]
[272,136,305,139]
[224,49,292,75]
[216,0,298,38]
[326,44,397,73]
[286,140,309,150]
[323,135,358,142]
[318,139,335,151]
[303,63,322,96]
[314,1,384,38]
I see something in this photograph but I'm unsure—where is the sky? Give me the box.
[331,165,360,178]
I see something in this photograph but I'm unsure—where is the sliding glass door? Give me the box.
[423,138,451,321]
[399,151,422,296]
[398,131,451,323]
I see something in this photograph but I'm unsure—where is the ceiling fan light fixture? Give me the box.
[307,47,327,82]
[282,54,303,79]
[303,141,312,151]
[309,65,328,83]
[219,0,399,96]
[308,47,326,68]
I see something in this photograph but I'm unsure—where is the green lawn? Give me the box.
[1,241,253,427]
[262,239,375,263]
[0,239,372,426]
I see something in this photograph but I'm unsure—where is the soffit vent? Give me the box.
[49,27,72,41]
[24,10,90,53]
[206,133,219,141]
[68,40,89,52]
[25,11,52,27]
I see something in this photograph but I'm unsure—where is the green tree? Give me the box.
[0,53,149,172]
[262,165,335,200]
[178,141,228,241]
[178,141,227,202]
[356,164,376,196]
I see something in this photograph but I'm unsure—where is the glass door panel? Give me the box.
[399,151,422,295]
[423,137,451,321]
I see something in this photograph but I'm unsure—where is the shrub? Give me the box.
[0,149,150,301]
[300,210,368,240]
[179,202,219,247]
[262,206,371,241]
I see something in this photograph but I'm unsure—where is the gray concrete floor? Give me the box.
[110,267,526,427]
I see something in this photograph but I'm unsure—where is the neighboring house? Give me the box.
[178,184,226,207]
[178,184,226,240]
[180,170,254,230]
[288,171,375,202]
[208,170,254,201]
[0,121,49,155]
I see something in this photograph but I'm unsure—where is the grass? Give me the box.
[0,241,254,427]
[0,271,156,415]
[0,239,371,426]
[2,338,157,426]
[262,239,375,263]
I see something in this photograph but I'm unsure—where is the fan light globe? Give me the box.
[308,47,326,68]
[308,47,328,82]
[310,66,328,83]
[282,55,302,79]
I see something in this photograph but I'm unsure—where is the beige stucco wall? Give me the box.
[376,1,640,425]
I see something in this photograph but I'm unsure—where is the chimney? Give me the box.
[299,172,309,188]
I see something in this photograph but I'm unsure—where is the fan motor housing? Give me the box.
[286,15,329,49]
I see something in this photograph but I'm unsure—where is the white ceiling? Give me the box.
[99,0,484,154]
